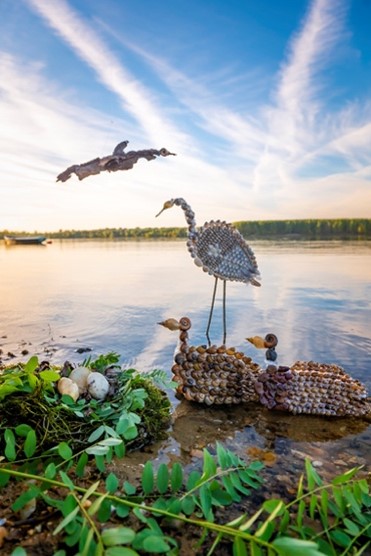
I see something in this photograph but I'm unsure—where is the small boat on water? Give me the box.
[3,235,47,245]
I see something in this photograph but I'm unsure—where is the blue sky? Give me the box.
[1,0,370,232]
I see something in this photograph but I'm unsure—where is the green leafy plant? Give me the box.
[1,447,369,555]
[0,356,59,400]
[1,443,264,555]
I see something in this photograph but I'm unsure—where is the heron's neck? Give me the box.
[174,198,197,237]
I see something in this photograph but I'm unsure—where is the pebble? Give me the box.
[19,498,37,520]
[190,449,204,459]
[0,526,7,548]
[312,460,323,467]
[76,347,92,354]
[333,459,348,467]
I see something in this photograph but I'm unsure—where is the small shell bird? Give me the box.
[247,334,370,417]
[156,198,260,345]
[159,316,262,405]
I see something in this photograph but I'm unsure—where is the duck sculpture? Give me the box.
[247,334,370,417]
[159,317,261,405]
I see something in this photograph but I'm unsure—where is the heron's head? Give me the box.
[156,199,175,217]
[159,148,176,157]
[158,317,191,331]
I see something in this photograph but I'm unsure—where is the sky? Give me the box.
[0,0,371,232]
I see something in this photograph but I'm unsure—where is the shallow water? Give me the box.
[1,238,370,488]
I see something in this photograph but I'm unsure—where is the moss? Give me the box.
[133,376,172,443]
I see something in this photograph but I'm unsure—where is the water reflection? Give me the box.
[1,239,370,477]
[170,401,370,456]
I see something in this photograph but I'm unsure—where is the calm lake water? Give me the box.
[1,239,370,494]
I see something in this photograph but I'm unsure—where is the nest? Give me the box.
[0,357,171,455]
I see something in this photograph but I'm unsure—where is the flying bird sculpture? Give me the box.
[56,140,176,182]
[156,198,260,345]
[247,334,370,417]
[159,316,261,405]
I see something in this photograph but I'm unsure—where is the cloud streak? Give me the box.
[0,0,370,231]
[25,0,190,151]
[107,0,371,185]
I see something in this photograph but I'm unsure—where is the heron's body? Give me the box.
[156,198,260,344]
[190,220,261,284]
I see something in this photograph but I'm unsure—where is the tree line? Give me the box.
[2,218,371,240]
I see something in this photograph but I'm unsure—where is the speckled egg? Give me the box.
[87,372,110,400]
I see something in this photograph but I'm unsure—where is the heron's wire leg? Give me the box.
[206,277,218,346]
[222,280,227,345]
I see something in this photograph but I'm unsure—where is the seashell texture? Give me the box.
[156,198,260,345]
[248,335,370,417]
[159,317,262,405]
[156,199,259,285]
[69,366,91,394]
[57,377,80,402]
[87,372,110,400]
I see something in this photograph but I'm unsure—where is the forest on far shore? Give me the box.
[2,218,371,240]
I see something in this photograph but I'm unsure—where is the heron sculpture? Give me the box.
[159,316,261,405]
[247,334,370,417]
[156,198,261,345]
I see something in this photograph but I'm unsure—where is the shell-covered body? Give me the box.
[192,220,260,283]
[255,362,370,416]
[160,317,262,405]
[158,198,260,285]
[248,335,370,417]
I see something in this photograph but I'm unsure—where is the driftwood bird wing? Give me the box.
[56,141,176,182]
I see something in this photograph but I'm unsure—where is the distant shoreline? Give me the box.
[2,218,371,240]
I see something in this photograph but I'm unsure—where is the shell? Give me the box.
[87,372,110,400]
[69,366,91,394]
[264,334,278,348]
[58,377,80,402]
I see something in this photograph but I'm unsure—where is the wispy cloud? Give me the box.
[262,0,371,182]
[0,0,370,232]
[104,0,371,189]
[25,0,189,151]
[272,0,347,146]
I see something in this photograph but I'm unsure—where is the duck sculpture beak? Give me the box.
[158,318,181,331]
[246,334,278,349]
[246,336,266,349]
